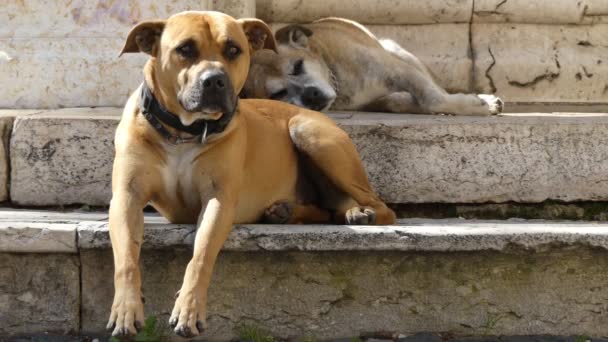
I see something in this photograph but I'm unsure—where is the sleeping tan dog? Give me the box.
[243,17,503,115]
[108,11,395,338]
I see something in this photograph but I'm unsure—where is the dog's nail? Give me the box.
[134,320,143,331]
[169,317,178,328]
[106,321,116,331]
[196,320,205,332]
[175,325,192,338]
[141,295,146,304]
[174,290,181,299]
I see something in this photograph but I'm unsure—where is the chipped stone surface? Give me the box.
[473,23,608,103]
[0,115,13,202]
[81,247,608,338]
[75,216,608,253]
[338,113,608,203]
[10,108,119,206]
[474,0,608,24]
[0,222,76,253]
[0,209,107,253]
[0,38,147,108]
[213,0,255,18]
[0,253,80,335]
[0,0,213,38]
[10,110,608,205]
[257,0,473,24]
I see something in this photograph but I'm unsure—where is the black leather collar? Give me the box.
[139,82,237,145]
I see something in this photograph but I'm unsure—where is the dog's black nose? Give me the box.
[202,71,228,91]
[302,87,329,111]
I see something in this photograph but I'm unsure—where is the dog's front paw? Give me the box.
[169,289,206,338]
[107,289,144,338]
[345,206,376,225]
[478,94,504,115]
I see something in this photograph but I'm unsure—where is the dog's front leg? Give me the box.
[106,189,147,337]
[170,191,237,337]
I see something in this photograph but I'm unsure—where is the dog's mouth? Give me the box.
[177,96,238,126]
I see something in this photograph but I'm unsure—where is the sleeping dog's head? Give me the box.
[121,11,276,126]
[242,25,337,111]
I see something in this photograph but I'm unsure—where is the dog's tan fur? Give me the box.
[108,11,395,338]
[243,17,503,116]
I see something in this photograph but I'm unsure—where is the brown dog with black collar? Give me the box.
[108,11,395,338]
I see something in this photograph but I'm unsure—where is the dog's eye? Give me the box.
[176,41,197,59]
[225,42,242,60]
[270,89,288,100]
[290,59,304,76]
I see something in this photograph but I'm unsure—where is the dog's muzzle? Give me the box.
[301,86,333,111]
[179,69,237,115]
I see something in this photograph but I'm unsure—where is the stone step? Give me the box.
[2,209,608,338]
[3,108,608,206]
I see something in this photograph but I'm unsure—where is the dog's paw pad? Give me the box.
[345,207,376,225]
[478,94,504,114]
[263,201,293,224]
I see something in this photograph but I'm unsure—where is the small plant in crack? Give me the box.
[480,313,504,335]
[235,323,276,342]
[109,316,165,342]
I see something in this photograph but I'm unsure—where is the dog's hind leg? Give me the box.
[362,92,430,114]
[288,111,396,225]
[386,59,503,116]
[263,201,331,224]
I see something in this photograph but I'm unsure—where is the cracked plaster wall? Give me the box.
[3,1,608,108]
[79,248,608,339]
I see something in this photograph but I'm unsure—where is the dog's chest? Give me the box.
[159,144,206,208]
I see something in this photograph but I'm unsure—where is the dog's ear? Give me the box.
[275,25,313,49]
[120,20,166,56]
[239,18,277,53]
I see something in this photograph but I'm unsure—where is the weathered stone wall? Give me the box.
[4,211,608,338]
[0,253,80,335]
[8,109,608,206]
[2,0,607,108]
[0,0,254,109]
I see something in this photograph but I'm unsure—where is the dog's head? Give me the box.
[121,11,276,125]
[242,25,337,111]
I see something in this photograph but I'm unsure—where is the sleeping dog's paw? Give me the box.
[169,288,206,338]
[478,94,504,115]
[263,201,294,224]
[345,206,376,225]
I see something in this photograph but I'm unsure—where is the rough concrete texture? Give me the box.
[473,23,608,103]
[474,0,608,24]
[76,216,608,253]
[0,209,606,253]
[338,113,608,203]
[0,115,13,202]
[257,0,473,24]
[0,38,147,108]
[0,0,213,38]
[10,108,118,206]
[0,253,80,335]
[81,248,608,339]
[0,1,253,109]
[213,0,255,18]
[0,222,76,253]
[10,110,608,205]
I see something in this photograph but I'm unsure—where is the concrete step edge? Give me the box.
[2,209,608,254]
